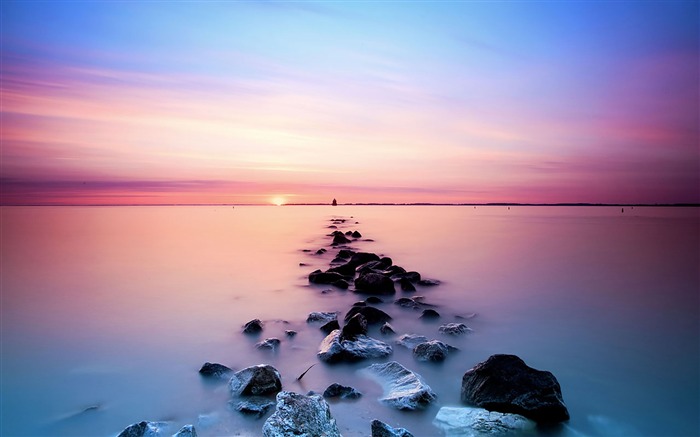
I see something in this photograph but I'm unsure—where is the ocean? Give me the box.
[1,205,698,436]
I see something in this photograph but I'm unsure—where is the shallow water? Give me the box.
[1,205,698,436]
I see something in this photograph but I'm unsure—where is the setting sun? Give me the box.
[271,196,285,206]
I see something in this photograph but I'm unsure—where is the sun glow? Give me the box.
[271,196,285,206]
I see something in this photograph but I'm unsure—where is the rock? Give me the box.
[352,300,367,307]
[235,398,276,418]
[306,312,338,323]
[173,425,197,437]
[412,340,455,362]
[327,262,356,276]
[394,297,418,308]
[385,265,406,275]
[362,361,436,410]
[351,231,362,238]
[341,313,368,340]
[337,249,355,259]
[330,257,346,264]
[285,330,297,337]
[399,278,416,292]
[355,273,396,295]
[316,248,327,255]
[396,334,428,349]
[371,419,414,437]
[243,319,263,334]
[349,252,380,267]
[380,322,395,335]
[332,233,351,245]
[439,323,472,335]
[262,391,340,437]
[344,306,392,325]
[199,362,232,379]
[332,279,349,289]
[309,270,347,285]
[433,406,535,436]
[418,279,440,286]
[403,271,421,282]
[345,230,353,235]
[317,330,393,363]
[229,364,282,396]
[420,309,440,319]
[320,320,340,334]
[256,338,281,351]
[323,383,362,399]
[366,296,384,304]
[328,225,337,229]
[461,354,569,423]
[356,259,392,274]
[117,421,166,437]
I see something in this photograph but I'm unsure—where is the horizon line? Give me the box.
[1,202,698,207]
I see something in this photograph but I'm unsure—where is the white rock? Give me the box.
[262,391,340,437]
[433,406,535,436]
[361,361,436,410]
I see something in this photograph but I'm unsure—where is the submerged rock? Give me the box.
[418,279,440,286]
[380,322,396,335]
[461,354,569,423]
[198,362,232,379]
[262,391,340,437]
[371,419,414,437]
[327,262,356,276]
[420,309,441,319]
[433,406,535,436]
[308,270,347,285]
[306,312,338,323]
[366,296,384,304]
[403,271,421,283]
[355,273,396,295]
[332,233,351,245]
[337,249,355,259]
[243,319,264,334]
[439,323,472,335]
[285,330,297,337]
[235,398,276,418]
[323,383,362,399]
[352,231,362,238]
[173,425,197,437]
[320,319,340,334]
[399,278,416,292]
[256,338,281,351]
[412,340,456,362]
[229,364,282,396]
[344,306,392,325]
[395,334,428,349]
[362,361,436,410]
[394,297,418,308]
[317,330,392,363]
[117,421,167,437]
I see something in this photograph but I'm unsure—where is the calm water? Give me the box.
[1,206,698,437]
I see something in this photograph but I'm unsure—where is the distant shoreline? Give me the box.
[1,203,698,207]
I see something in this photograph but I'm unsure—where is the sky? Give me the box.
[1,1,698,205]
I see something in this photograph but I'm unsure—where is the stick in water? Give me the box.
[296,364,316,381]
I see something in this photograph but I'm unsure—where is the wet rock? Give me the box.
[317,330,392,363]
[323,383,362,399]
[229,364,282,396]
[341,313,368,340]
[256,338,281,351]
[394,297,418,308]
[285,330,297,337]
[403,271,421,282]
[309,270,347,285]
[461,354,569,423]
[418,279,440,286]
[345,231,353,235]
[433,406,535,436]
[355,273,396,295]
[306,312,338,324]
[316,248,327,255]
[332,233,351,245]
[117,421,167,437]
[243,319,263,334]
[352,231,362,238]
[399,278,416,292]
[352,300,367,307]
[380,322,395,335]
[362,361,436,410]
[320,320,340,334]
[337,249,355,259]
[332,279,349,289]
[327,262,356,276]
[396,334,428,349]
[371,420,413,437]
[262,391,340,437]
[173,425,197,437]
[235,398,276,418]
[330,257,346,264]
[344,306,392,325]
[412,340,455,362]
[366,296,384,304]
[349,252,380,267]
[199,362,232,379]
[420,309,441,319]
[439,323,472,335]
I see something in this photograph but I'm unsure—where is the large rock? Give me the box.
[229,364,282,396]
[461,354,569,423]
[117,421,167,437]
[320,319,340,334]
[355,273,396,295]
[341,313,368,340]
[317,330,392,363]
[349,252,380,267]
[371,419,414,437]
[198,362,232,379]
[433,406,535,436]
[362,361,436,410]
[412,340,455,362]
[327,262,356,276]
[332,233,351,245]
[262,391,340,437]
[344,305,392,325]
[309,270,347,285]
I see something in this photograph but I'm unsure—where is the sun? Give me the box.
[271,196,285,206]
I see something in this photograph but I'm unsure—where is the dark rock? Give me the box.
[262,391,340,437]
[396,334,428,349]
[461,354,570,423]
[349,252,380,267]
[229,364,282,396]
[352,300,367,307]
[420,309,440,319]
[330,257,346,264]
[341,313,367,340]
[385,265,406,275]
[235,398,276,418]
[323,383,362,399]
[299,262,308,266]
[399,278,416,292]
[199,362,232,379]
[412,340,454,362]
[337,249,355,259]
[317,330,392,363]
[328,225,337,229]
[332,233,351,245]
[327,262,356,276]
[344,305,392,325]
[366,296,384,304]
[316,248,327,255]
[355,273,396,295]
[418,279,440,286]
[345,230,353,235]
[320,320,340,334]
[307,311,338,323]
[380,322,395,335]
[356,260,390,275]
[285,330,297,337]
[309,270,347,285]
[403,271,421,282]
[439,323,472,335]
[301,249,312,252]
[394,297,418,308]
[371,419,414,437]
[332,279,349,289]
[352,231,362,238]
[362,361,436,410]
[256,338,281,350]
[243,319,263,334]
[379,256,392,266]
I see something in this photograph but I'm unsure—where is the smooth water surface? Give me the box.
[1,206,698,436]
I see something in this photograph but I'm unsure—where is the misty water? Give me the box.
[1,206,698,437]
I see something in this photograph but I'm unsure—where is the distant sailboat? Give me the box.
[332,198,337,206]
